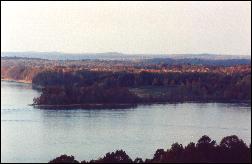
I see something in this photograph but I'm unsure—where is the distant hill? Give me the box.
[1,52,132,60]
[142,58,251,66]
[1,51,251,66]
[1,51,250,60]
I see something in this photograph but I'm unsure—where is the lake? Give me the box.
[1,81,251,163]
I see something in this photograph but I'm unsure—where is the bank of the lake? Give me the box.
[32,103,137,109]
[1,78,32,84]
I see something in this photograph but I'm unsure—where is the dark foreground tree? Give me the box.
[49,135,251,163]
[90,150,133,163]
[49,154,79,163]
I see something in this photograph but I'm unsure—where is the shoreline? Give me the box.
[31,99,251,110]
[31,103,137,109]
[1,78,32,84]
[2,79,250,109]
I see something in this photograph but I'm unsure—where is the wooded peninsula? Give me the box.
[1,57,251,109]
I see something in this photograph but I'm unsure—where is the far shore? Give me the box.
[30,99,251,110]
[2,78,250,110]
[31,103,137,109]
[1,78,32,84]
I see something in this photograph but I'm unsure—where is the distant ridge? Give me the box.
[1,51,251,61]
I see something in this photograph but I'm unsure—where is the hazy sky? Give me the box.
[1,1,251,55]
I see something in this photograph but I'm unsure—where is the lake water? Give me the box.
[1,81,251,163]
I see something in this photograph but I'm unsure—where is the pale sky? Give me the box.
[1,1,251,55]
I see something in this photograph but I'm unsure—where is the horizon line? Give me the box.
[1,51,251,56]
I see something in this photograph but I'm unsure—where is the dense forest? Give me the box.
[49,135,251,163]
[32,69,251,106]
[1,57,251,107]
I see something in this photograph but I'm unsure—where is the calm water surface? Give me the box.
[1,81,251,163]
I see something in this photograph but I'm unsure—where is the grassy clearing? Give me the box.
[129,86,178,98]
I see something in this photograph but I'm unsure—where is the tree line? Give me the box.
[32,70,251,105]
[49,135,251,163]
